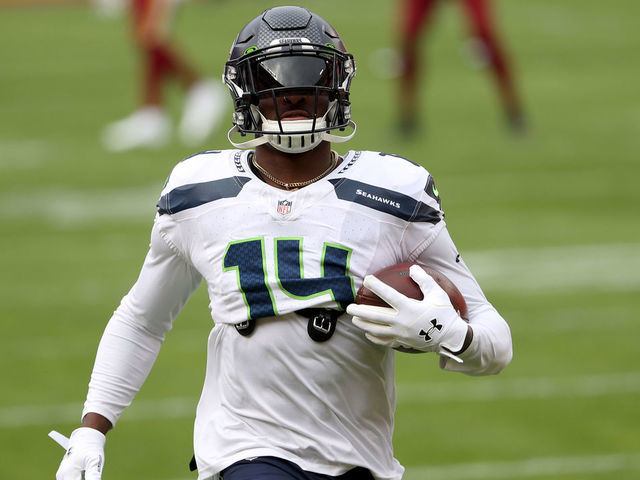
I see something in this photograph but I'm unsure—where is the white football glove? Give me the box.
[55,427,106,480]
[347,265,469,362]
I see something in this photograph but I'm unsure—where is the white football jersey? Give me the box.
[83,149,512,480]
[156,149,444,326]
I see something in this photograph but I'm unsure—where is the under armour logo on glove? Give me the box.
[419,319,442,341]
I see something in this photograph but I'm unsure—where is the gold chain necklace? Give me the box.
[251,151,338,191]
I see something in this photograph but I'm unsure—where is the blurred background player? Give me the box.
[96,0,227,151]
[397,0,526,134]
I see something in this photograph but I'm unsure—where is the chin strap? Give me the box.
[227,126,269,149]
[319,120,357,144]
[227,120,357,153]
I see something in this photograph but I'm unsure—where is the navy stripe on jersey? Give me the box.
[328,178,441,223]
[157,176,251,215]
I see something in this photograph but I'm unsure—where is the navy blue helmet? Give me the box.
[224,6,356,153]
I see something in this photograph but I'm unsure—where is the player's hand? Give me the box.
[347,265,469,361]
[55,427,106,480]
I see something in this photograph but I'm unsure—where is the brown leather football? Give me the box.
[356,263,468,320]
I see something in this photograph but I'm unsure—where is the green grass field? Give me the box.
[1,1,639,478]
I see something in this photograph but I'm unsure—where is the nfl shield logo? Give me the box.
[277,199,292,215]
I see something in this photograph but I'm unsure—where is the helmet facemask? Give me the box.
[225,42,356,153]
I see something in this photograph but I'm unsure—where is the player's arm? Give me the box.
[353,167,511,374]
[82,217,202,425]
[348,226,511,375]
[54,217,202,479]
[82,412,113,433]
[414,227,513,375]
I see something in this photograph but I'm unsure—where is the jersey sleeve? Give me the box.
[399,171,446,261]
[82,217,202,426]
[415,227,513,375]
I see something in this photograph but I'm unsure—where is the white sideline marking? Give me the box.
[0,396,196,429]
[0,185,159,226]
[398,371,640,404]
[463,243,640,293]
[403,453,640,479]
[1,184,639,290]
[4,372,640,429]
[0,139,49,169]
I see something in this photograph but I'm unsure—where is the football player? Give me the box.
[99,0,227,151]
[54,6,512,480]
[397,0,526,133]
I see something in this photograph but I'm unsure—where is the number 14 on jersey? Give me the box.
[224,237,356,319]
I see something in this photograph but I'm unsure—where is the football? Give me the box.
[356,263,468,320]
